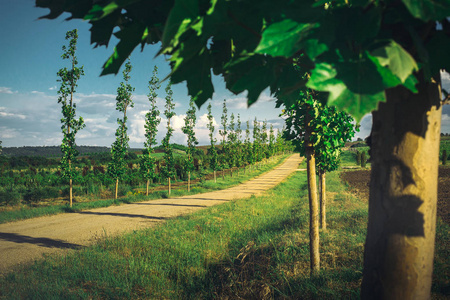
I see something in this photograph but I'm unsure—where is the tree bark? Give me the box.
[168,177,171,196]
[115,178,119,199]
[69,178,73,207]
[305,109,320,274]
[146,179,150,196]
[188,171,191,192]
[214,170,216,183]
[319,170,326,231]
[361,74,442,299]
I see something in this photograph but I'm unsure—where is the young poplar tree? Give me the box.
[206,102,218,182]
[268,124,275,161]
[108,60,134,199]
[244,120,253,172]
[219,99,228,179]
[139,66,161,196]
[227,113,237,177]
[181,98,198,191]
[162,83,176,195]
[235,114,243,175]
[57,29,85,207]
[252,118,262,167]
[261,120,269,161]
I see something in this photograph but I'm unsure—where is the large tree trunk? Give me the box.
[319,170,326,231]
[305,109,320,274]
[361,75,442,299]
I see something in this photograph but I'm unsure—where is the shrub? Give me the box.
[361,151,367,168]
[356,151,361,166]
[24,187,47,203]
[0,187,21,206]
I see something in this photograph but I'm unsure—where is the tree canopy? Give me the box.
[36,0,450,121]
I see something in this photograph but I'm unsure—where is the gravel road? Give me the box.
[0,154,302,275]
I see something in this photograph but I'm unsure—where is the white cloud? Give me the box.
[0,127,21,139]
[49,86,57,91]
[0,107,26,119]
[0,87,15,94]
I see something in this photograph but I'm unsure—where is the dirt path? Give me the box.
[0,154,302,275]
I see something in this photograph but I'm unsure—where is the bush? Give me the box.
[24,187,60,203]
[24,187,47,203]
[356,151,361,166]
[361,151,367,168]
[0,187,21,206]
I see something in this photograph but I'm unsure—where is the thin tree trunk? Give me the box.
[361,74,442,299]
[146,179,149,196]
[168,177,171,196]
[115,178,119,199]
[222,169,225,180]
[69,178,73,207]
[305,110,320,275]
[319,170,326,231]
[188,171,191,192]
[214,170,216,183]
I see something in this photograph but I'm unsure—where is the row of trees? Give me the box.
[55,30,292,202]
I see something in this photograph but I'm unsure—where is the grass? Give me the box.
[0,155,289,224]
[1,159,447,299]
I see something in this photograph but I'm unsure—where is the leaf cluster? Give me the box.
[281,87,357,172]
[36,0,450,122]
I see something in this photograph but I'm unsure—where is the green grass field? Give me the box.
[1,161,447,299]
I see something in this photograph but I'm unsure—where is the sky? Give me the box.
[0,1,449,148]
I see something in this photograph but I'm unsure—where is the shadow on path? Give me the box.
[0,232,83,249]
[76,211,168,220]
[133,203,207,208]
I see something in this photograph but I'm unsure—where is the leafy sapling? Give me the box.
[57,29,85,207]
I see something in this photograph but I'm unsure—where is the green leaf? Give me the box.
[224,55,276,106]
[170,51,214,108]
[425,32,450,76]
[84,3,118,20]
[255,19,318,57]
[162,0,199,50]
[307,62,386,122]
[101,23,146,75]
[370,41,418,83]
[402,0,450,21]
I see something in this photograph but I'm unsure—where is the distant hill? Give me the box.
[2,146,113,157]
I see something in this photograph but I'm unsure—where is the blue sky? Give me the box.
[0,1,449,148]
